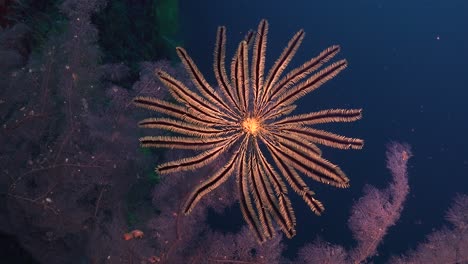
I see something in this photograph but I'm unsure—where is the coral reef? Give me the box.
[1,3,466,263]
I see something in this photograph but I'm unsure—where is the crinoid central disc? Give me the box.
[242,117,261,136]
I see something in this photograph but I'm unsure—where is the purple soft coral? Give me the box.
[296,142,412,264]
[348,142,412,263]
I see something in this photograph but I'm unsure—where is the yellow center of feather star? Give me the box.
[242,117,261,136]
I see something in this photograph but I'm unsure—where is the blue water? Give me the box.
[180,0,468,260]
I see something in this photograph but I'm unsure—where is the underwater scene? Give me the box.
[0,0,467,263]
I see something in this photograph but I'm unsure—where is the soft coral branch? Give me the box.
[348,142,412,263]
[390,194,468,264]
[296,142,412,264]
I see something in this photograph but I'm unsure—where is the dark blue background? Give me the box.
[180,0,468,260]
